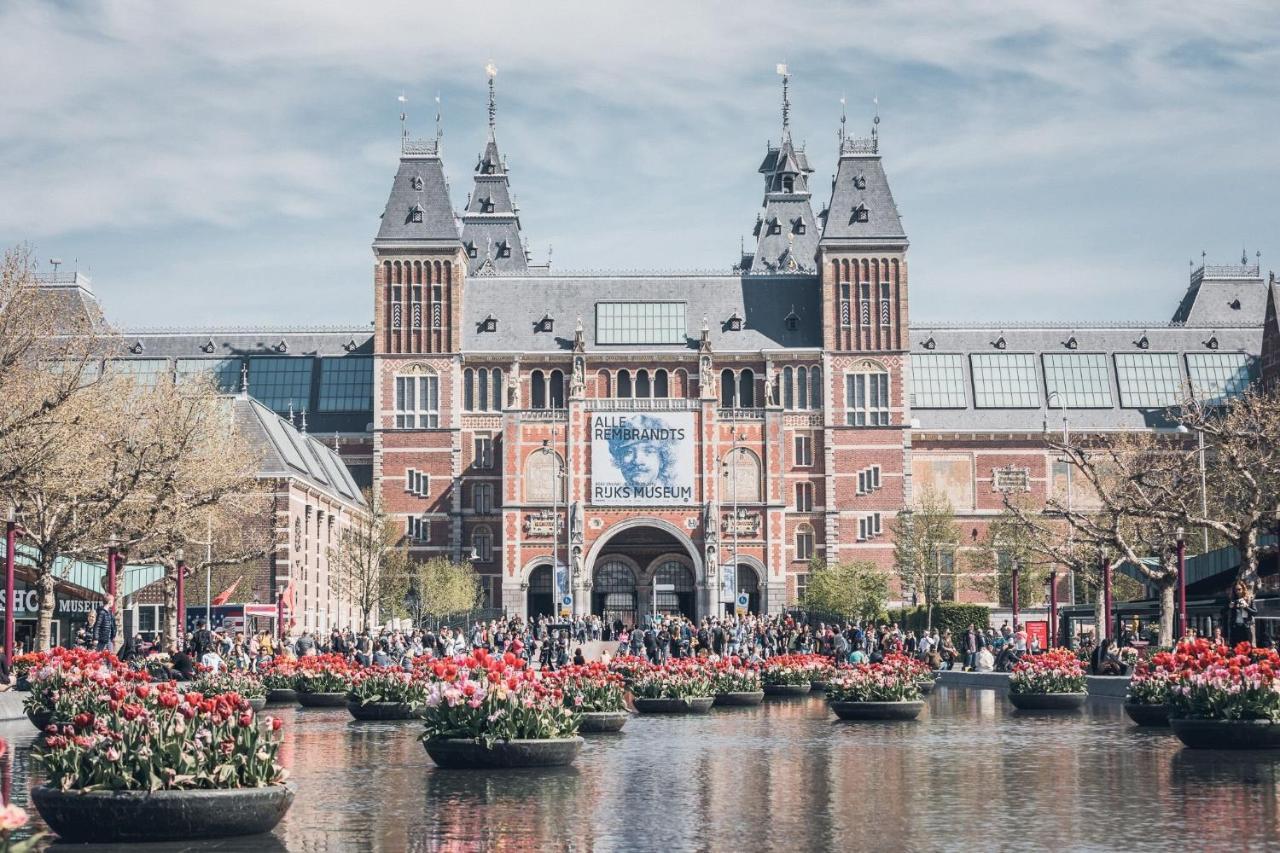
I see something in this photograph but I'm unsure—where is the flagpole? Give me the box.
[205,516,212,624]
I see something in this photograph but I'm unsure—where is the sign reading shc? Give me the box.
[591,412,695,506]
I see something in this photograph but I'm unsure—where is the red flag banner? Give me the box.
[212,577,242,607]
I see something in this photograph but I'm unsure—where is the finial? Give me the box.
[839,95,847,142]
[1243,247,1249,266]
[332,431,340,452]
[576,316,583,333]
[547,243,553,269]
[398,92,407,139]
[871,96,880,151]
[1202,249,1207,262]
[287,400,295,422]
[485,61,497,137]
[240,363,249,396]
[434,92,442,142]
[776,64,790,138]
[299,409,308,434]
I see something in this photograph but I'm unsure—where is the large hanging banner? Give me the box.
[591,412,696,505]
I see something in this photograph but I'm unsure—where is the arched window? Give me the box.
[597,370,611,398]
[524,450,565,504]
[530,370,546,409]
[636,370,650,398]
[653,559,695,618]
[738,369,755,408]
[795,523,815,561]
[491,368,504,411]
[471,525,493,563]
[720,369,736,408]
[797,366,808,409]
[593,561,638,627]
[393,367,439,428]
[549,370,565,409]
[810,366,822,408]
[477,368,489,411]
[617,369,632,398]
[673,369,687,398]
[846,366,890,426]
[654,369,669,398]
[783,367,794,409]
[463,368,475,411]
[721,447,762,503]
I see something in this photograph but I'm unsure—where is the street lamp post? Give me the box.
[175,549,186,650]
[1176,527,1187,640]
[4,507,19,668]
[1048,570,1058,648]
[1011,559,1020,632]
[1101,553,1113,642]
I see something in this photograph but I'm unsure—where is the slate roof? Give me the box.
[230,395,366,505]
[1170,264,1266,325]
[820,141,907,246]
[461,273,823,353]
[460,133,529,276]
[374,141,460,247]
[748,138,820,274]
[907,321,1262,433]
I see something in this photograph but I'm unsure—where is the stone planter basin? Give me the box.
[26,707,54,731]
[296,691,349,708]
[248,696,267,713]
[809,681,829,692]
[347,701,424,721]
[31,783,295,843]
[265,688,298,704]
[714,691,765,707]
[831,700,926,721]
[1170,717,1280,750]
[424,736,584,768]
[918,680,937,695]
[578,710,630,733]
[763,683,812,697]
[1008,691,1088,711]
[633,696,715,714]
[1123,701,1171,727]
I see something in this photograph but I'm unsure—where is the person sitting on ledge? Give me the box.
[974,645,995,673]
[169,647,196,681]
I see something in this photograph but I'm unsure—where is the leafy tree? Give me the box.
[891,488,962,629]
[802,558,888,623]
[402,557,482,627]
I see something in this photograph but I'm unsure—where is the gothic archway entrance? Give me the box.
[527,564,554,619]
[736,562,764,614]
[585,518,703,628]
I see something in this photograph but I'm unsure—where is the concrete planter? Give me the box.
[1170,717,1280,750]
[831,700,926,721]
[31,783,295,843]
[1008,691,1088,711]
[424,736,584,768]
[296,691,349,708]
[809,681,829,692]
[26,707,54,731]
[347,701,423,721]
[633,696,716,714]
[762,683,811,696]
[265,688,298,704]
[714,691,765,707]
[918,680,937,695]
[1123,701,1171,727]
[578,710,630,733]
[248,696,267,713]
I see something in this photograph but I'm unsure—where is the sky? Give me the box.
[2,1,1278,330]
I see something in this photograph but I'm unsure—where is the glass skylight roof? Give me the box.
[910,353,966,408]
[1043,353,1113,408]
[248,357,313,413]
[318,356,373,412]
[596,302,686,345]
[971,353,1039,408]
[1187,352,1252,404]
[1115,353,1183,408]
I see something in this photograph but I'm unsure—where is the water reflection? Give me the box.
[10,691,1280,851]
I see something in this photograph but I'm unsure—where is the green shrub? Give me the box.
[885,603,990,640]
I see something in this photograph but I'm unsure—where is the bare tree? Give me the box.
[327,490,407,632]
[891,487,962,629]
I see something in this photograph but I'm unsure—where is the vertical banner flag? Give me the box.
[721,563,737,604]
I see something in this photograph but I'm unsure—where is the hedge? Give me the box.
[885,603,991,640]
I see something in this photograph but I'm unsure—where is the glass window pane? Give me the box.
[108,359,170,387]
[1043,353,1113,408]
[317,356,373,412]
[248,357,314,413]
[176,358,241,392]
[595,302,687,345]
[910,354,966,408]
[971,353,1039,408]
[1115,353,1182,408]
[1186,353,1252,404]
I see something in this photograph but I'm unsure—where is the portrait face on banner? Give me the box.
[591,412,695,505]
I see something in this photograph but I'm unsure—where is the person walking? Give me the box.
[94,594,118,652]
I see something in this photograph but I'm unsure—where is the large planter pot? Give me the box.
[633,696,715,714]
[296,691,348,708]
[831,700,926,721]
[1170,717,1280,750]
[1008,691,1088,711]
[26,707,54,731]
[249,696,267,713]
[763,683,811,697]
[578,710,630,733]
[809,681,829,693]
[347,701,423,721]
[918,680,937,696]
[423,736,583,769]
[714,691,765,707]
[265,688,298,704]
[1123,701,1171,727]
[31,783,295,843]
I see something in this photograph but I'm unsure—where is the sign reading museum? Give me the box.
[591,412,695,505]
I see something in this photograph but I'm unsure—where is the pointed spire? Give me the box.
[398,92,407,140]
[871,95,880,149]
[434,92,443,143]
[776,63,791,140]
[839,95,847,143]
[240,363,249,397]
[486,61,498,138]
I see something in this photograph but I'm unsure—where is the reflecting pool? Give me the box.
[8,688,1280,851]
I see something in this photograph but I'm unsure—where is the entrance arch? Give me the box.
[735,559,765,615]
[585,517,704,627]
[527,563,554,618]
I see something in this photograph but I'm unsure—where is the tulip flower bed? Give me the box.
[826,656,923,703]
[760,653,825,687]
[22,648,131,724]
[608,655,653,686]
[193,670,267,701]
[348,666,429,707]
[1009,650,1087,695]
[259,659,300,691]
[546,663,626,713]
[1166,640,1280,722]
[292,654,355,694]
[710,658,762,695]
[418,650,579,746]
[629,661,715,700]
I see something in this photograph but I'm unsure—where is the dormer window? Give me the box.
[480,315,498,333]
[409,203,424,224]
[128,340,145,354]
[537,314,554,333]
[411,174,424,191]
[851,204,869,223]
[784,309,799,332]
[1230,298,1242,310]
[495,240,511,258]
[781,175,794,193]
[767,217,781,235]
[479,195,495,213]
[993,336,1007,350]
[463,240,478,258]
[1137,335,1150,350]
[727,312,743,332]
[852,173,867,190]
[791,218,806,235]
